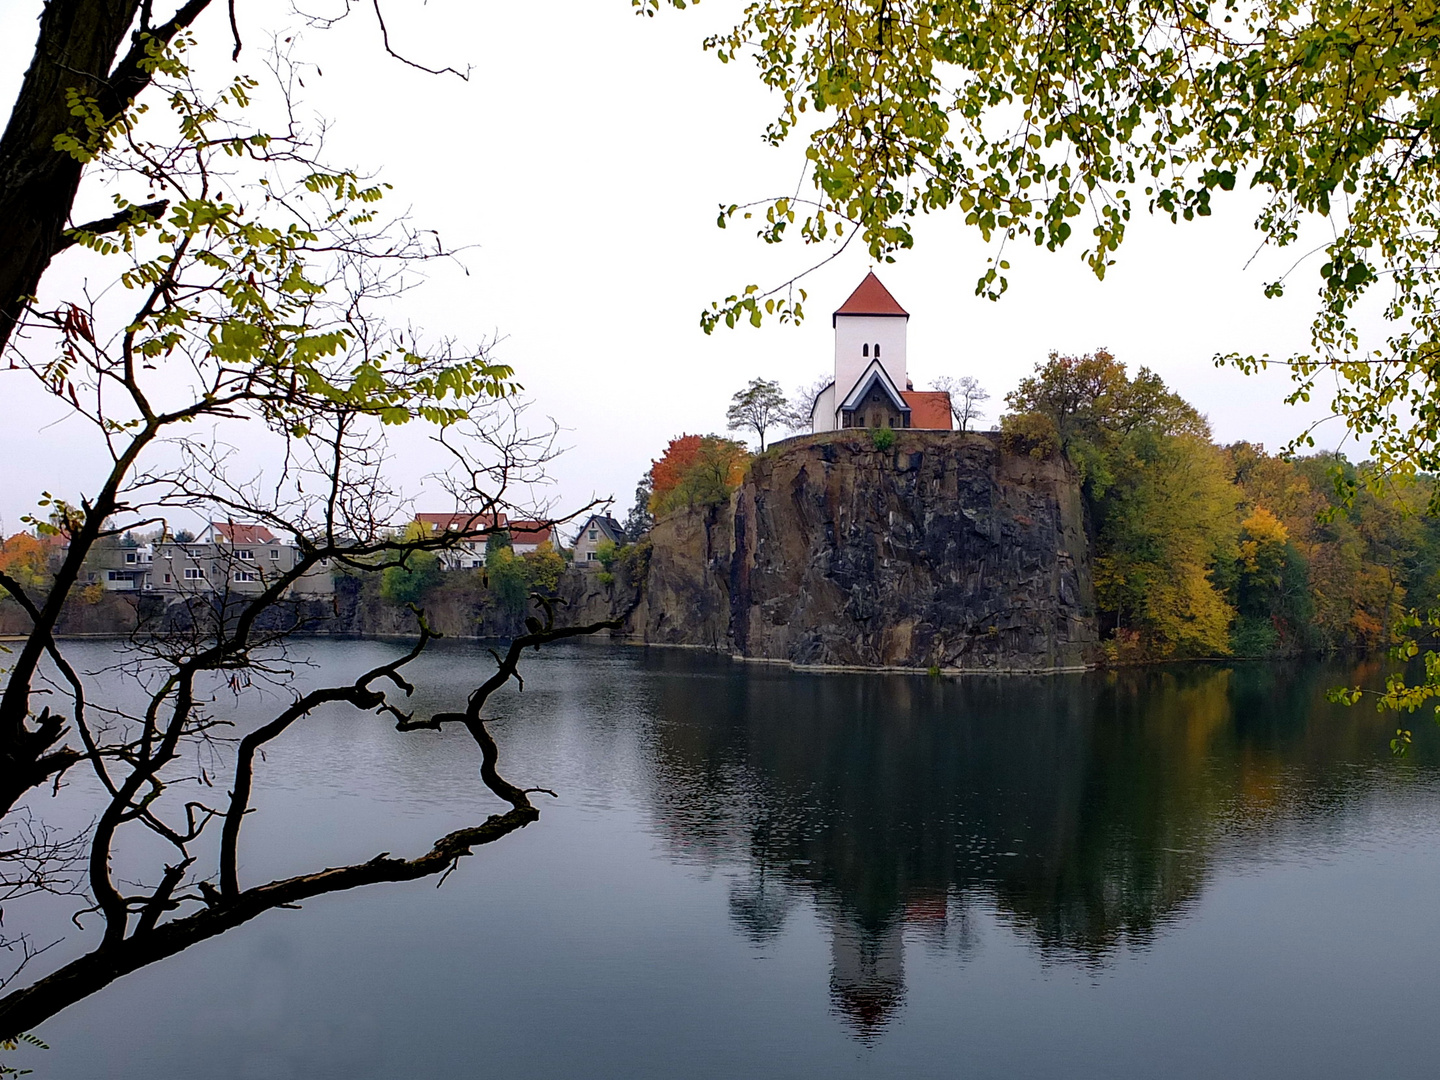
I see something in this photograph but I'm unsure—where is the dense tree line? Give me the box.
[1005,352,1440,661]
[374,527,567,617]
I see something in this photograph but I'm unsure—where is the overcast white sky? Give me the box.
[0,0,1356,536]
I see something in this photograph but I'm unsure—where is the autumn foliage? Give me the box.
[0,533,50,594]
[1006,352,1440,660]
[649,435,750,518]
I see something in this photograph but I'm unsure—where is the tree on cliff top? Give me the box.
[783,375,832,433]
[0,534,48,594]
[726,378,789,452]
[1004,351,1208,496]
[930,376,989,434]
[623,475,655,539]
[649,435,750,517]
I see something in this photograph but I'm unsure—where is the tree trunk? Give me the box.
[0,0,211,354]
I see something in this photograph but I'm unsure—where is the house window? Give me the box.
[875,343,881,357]
[863,343,869,357]
[588,530,597,541]
[107,571,123,581]
[237,549,254,561]
[164,573,172,584]
[124,552,137,564]
[189,548,205,557]
[184,567,205,580]
[269,548,280,559]
[586,551,598,561]
[233,570,259,582]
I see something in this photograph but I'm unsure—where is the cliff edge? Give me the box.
[569,430,1097,672]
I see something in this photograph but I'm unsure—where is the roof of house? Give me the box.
[508,520,560,548]
[415,512,507,534]
[901,390,954,430]
[578,514,627,546]
[840,360,910,414]
[208,522,278,545]
[833,271,909,325]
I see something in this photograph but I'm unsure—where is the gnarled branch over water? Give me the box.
[0,606,622,1042]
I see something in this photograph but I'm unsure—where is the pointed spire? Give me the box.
[833,271,909,325]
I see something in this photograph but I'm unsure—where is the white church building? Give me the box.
[810,272,953,432]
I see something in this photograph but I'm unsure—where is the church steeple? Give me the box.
[833,271,910,326]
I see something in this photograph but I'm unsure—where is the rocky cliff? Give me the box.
[568,430,1098,672]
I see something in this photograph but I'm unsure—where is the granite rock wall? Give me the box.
[601,430,1097,672]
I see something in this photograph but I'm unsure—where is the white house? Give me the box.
[810,273,953,432]
[412,513,560,567]
[414,512,506,570]
[572,515,626,568]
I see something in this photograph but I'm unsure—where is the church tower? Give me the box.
[833,271,909,405]
[811,272,920,432]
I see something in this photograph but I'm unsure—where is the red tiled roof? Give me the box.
[902,391,953,430]
[210,522,277,544]
[508,520,559,547]
[834,271,908,323]
[415,512,507,534]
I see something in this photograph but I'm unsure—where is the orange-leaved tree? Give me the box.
[649,435,750,517]
[0,534,49,594]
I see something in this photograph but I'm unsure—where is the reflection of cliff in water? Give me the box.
[638,653,1432,1037]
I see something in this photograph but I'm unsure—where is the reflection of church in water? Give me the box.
[724,865,923,1038]
[731,879,974,1038]
[641,655,1355,1040]
[828,915,906,1038]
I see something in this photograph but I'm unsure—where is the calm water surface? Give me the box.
[24,641,1440,1078]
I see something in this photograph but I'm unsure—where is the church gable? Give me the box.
[839,361,911,429]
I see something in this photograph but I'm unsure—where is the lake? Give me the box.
[20,640,1440,1078]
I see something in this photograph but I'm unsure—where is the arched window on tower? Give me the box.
[862,343,869,357]
[874,343,881,357]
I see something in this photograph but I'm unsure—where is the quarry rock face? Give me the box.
[613,431,1097,672]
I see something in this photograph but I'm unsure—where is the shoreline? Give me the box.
[22,630,1383,676]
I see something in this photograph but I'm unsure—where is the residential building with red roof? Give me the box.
[411,511,563,568]
[414,512,507,535]
[201,522,278,546]
[121,522,334,597]
[412,512,506,569]
[507,520,561,555]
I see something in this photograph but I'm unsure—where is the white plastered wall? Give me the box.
[811,383,838,432]
[833,315,908,413]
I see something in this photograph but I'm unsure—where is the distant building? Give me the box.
[86,522,333,598]
[414,512,507,570]
[810,273,953,432]
[572,515,626,567]
[508,520,562,556]
[411,513,561,566]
